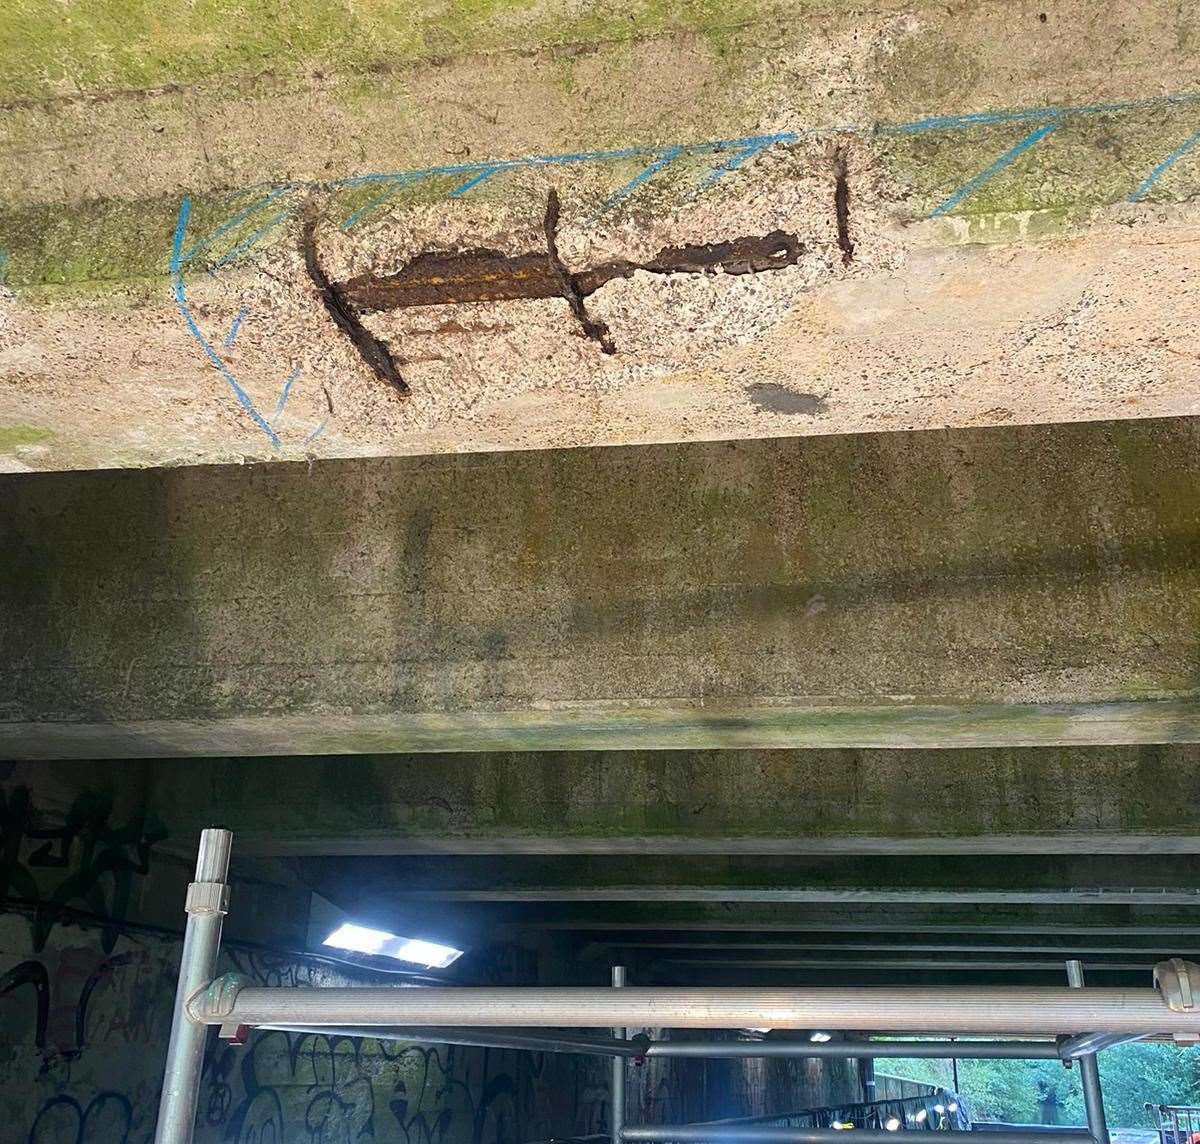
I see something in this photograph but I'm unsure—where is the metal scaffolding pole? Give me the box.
[643,1040,1061,1059]
[241,1027,1062,1059]
[612,967,627,1144]
[1057,1032,1144,1059]
[154,826,1194,1144]
[191,984,1200,1035]
[1067,961,1111,1144]
[154,828,232,1144]
[621,1129,1094,1144]
[256,1024,651,1057]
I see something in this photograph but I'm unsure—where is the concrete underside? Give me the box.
[6,7,1200,1141]
[3,0,1200,470]
[2,415,1199,757]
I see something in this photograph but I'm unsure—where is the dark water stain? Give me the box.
[744,383,829,416]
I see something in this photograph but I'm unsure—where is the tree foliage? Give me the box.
[882,1043,1200,1129]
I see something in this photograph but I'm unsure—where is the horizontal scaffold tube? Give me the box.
[620,1130,1094,1144]
[189,985,1196,1036]
[251,1026,1060,1059]
[644,1041,1060,1059]
[257,1025,649,1057]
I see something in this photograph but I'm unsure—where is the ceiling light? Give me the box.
[323,923,389,955]
[947,1102,959,1115]
[885,1118,901,1132]
[323,923,463,968]
[914,1110,928,1124]
[934,1105,946,1116]
[831,1122,850,1131]
[810,1031,833,1042]
[394,938,464,969]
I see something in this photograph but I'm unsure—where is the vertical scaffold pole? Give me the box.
[1066,960,1111,1144]
[612,966,628,1144]
[155,828,233,1144]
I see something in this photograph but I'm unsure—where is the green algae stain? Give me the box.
[0,188,295,295]
[0,426,53,451]
[0,0,775,103]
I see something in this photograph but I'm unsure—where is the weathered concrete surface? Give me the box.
[2,416,1198,757]
[121,744,1200,856]
[3,0,1200,469]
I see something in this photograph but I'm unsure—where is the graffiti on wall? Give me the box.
[0,785,166,953]
[3,921,609,1144]
[0,779,607,1144]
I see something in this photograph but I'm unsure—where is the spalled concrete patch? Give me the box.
[3,0,1200,469]
[3,202,1198,468]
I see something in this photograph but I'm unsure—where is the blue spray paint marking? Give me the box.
[208,210,289,272]
[449,166,501,198]
[272,366,300,423]
[1128,129,1200,201]
[339,173,429,231]
[930,120,1060,217]
[171,197,280,449]
[0,250,7,284]
[224,307,248,349]
[603,147,685,211]
[179,185,294,266]
[170,87,1200,444]
[178,87,1200,265]
[335,134,801,229]
[879,90,1200,136]
[698,136,790,187]
[304,418,328,444]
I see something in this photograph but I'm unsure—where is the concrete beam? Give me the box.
[393,901,1200,936]
[365,886,1200,905]
[291,852,1200,891]
[5,1,1200,471]
[3,417,1199,757]
[119,742,1200,857]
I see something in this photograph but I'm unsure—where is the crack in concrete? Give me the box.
[542,188,617,354]
[832,146,854,265]
[301,209,409,396]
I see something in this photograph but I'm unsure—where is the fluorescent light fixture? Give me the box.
[809,1031,832,1042]
[885,1119,901,1132]
[394,938,463,969]
[831,1122,849,1131]
[323,923,390,955]
[323,923,463,968]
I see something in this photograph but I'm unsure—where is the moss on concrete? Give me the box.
[0,0,775,104]
[0,186,294,294]
[133,741,1200,849]
[0,426,53,451]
